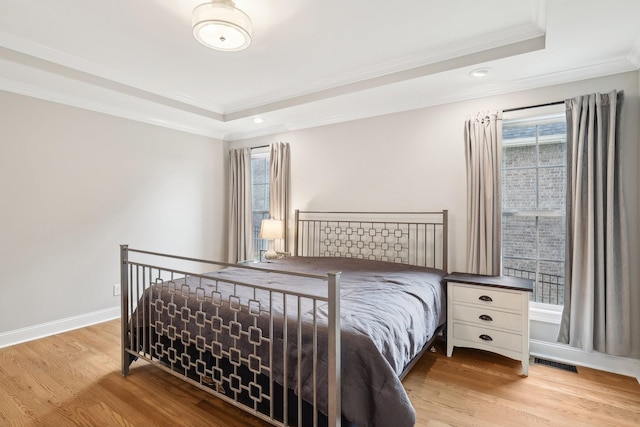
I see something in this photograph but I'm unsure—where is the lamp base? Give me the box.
[264,241,278,260]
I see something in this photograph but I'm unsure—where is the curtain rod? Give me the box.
[503,100,564,113]
[251,145,269,150]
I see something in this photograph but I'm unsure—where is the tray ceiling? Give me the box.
[0,0,638,140]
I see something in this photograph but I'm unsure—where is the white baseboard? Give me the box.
[530,339,640,383]
[0,306,120,349]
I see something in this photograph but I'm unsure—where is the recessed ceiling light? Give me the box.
[469,68,490,78]
[253,117,264,124]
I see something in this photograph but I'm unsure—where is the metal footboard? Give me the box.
[120,245,341,427]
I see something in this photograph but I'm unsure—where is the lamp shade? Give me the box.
[259,219,284,240]
[192,1,252,51]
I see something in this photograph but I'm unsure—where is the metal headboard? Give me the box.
[294,210,448,271]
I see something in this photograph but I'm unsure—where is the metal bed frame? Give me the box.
[120,210,448,427]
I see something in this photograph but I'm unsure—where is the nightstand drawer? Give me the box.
[452,323,522,353]
[452,304,522,332]
[451,284,521,311]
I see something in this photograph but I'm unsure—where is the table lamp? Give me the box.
[259,218,284,260]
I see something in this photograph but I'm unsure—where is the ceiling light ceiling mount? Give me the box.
[192,0,252,52]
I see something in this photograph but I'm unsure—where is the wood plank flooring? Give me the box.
[1,319,638,426]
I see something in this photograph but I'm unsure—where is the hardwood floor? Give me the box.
[405,343,640,426]
[1,319,639,426]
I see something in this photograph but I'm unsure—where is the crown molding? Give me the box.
[229,0,544,116]
[0,75,225,140]
[0,13,549,130]
[225,33,546,122]
[627,36,640,68]
[224,55,637,142]
[0,13,635,144]
[3,51,633,143]
[0,30,226,115]
[225,23,546,115]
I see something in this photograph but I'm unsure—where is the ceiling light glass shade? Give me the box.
[192,1,252,51]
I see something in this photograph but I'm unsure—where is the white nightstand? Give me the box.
[445,272,533,376]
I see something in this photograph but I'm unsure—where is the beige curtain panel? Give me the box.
[557,91,631,356]
[269,142,291,253]
[464,111,503,275]
[228,147,253,263]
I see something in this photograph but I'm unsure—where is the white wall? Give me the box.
[231,72,640,374]
[0,91,225,341]
[237,106,471,271]
[2,70,637,376]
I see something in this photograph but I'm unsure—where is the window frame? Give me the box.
[250,148,270,261]
[501,109,567,309]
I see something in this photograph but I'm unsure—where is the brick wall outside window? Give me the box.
[252,153,270,260]
[502,119,566,305]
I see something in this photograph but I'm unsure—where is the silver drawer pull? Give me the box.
[479,295,493,302]
[479,334,493,342]
[479,314,493,322]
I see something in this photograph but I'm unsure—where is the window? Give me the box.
[501,111,567,305]
[251,149,270,260]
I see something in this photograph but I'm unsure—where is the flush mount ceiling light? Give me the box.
[192,0,252,51]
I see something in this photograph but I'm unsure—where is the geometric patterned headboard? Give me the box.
[294,210,448,271]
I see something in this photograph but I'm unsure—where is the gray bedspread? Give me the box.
[137,257,445,427]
